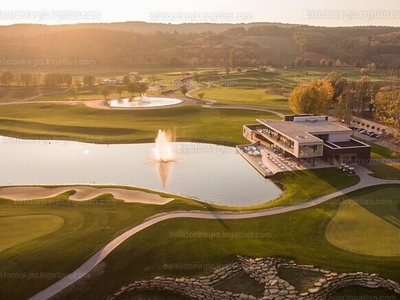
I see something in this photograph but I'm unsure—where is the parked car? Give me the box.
[347,167,355,174]
[359,128,365,132]
[338,163,347,170]
[360,129,368,134]
[342,165,350,172]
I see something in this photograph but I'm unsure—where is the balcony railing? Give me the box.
[257,129,295,155]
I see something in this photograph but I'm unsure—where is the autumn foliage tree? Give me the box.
[288,80,334,115]
[373,86,400,132]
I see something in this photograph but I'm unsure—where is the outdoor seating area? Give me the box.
[267,153,298,170]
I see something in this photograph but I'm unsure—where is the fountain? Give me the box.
[108,96,182,108]
[152,129,177,187]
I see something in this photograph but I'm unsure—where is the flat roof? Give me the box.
[257,118,351,143]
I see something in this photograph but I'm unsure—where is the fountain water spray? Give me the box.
[153,129,176,188]
[153,129,176,163]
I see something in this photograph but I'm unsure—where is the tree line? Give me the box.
[1,24,400,68]
[288,70,400,132]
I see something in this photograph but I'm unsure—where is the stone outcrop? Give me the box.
[110,256,400,300]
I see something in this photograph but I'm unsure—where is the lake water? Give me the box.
[0,136,282,206]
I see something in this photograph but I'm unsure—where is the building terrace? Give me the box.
[240,115,371,176]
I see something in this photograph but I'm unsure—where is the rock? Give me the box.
[308,286,321,293]
[314,282,322,287]
[278,289,289,295]
[269,288,279,294]
[270,279,278,285]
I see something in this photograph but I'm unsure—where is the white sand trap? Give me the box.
[0,186,174,205]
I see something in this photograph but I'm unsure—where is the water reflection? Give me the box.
[0,137,282,206]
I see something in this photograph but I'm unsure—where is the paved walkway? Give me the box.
[29,166,400,300]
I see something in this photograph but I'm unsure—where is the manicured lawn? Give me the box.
[191,86,289,108]
[367,163,400,180]
[0,215,64,253]
[78,185,400,299]
[0,184,398,299]
[0,192,205,300]
[268,168,360,207]
[326,196,400,256]
[369,142,397,159]
[0,104,280,145]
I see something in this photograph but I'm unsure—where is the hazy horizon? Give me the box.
[1,0,400,27]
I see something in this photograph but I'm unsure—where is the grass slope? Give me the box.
[80,186,400,299]
[0,104,280,145]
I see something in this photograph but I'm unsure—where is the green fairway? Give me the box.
[325,197,400,256]
[192,86,289,108]
[0,104,280,145]
[0,215,64,253]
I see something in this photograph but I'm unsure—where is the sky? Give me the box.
[1,0,400,27]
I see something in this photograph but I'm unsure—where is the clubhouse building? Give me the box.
[241,115,370,167]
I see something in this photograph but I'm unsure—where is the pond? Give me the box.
[0,136,282,206]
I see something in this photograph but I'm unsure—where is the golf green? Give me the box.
[325,199,400,256]
[0,215,64,253]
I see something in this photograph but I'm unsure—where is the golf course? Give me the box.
[0,66,399,299]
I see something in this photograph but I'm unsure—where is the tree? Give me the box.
[122,75,131,85]
[99,86,111,100]
[229,48,236,69]
[136,81,149,95]
[116,86,124,98]
[354,76,373,117]
[83,75,95,85]
[0,70,14,87]
[179,85,188,95]
[126,80,149,97]
[236,66,242,72]
[335,81,357,125]
[335,59,342,67]
[373,87,400,132]
[127,82,138,97]
[319,59,327,67]
[198,92,205,99]
[294,57,302,66]
[288,80,334,115]
[225,67,231,75]
[304,58,312,66]
[325,71,347,101]
[193,73,201,82]
[70,80,78,100]
[20,73,33,87]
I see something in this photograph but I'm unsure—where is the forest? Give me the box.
[0,22,400,68]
